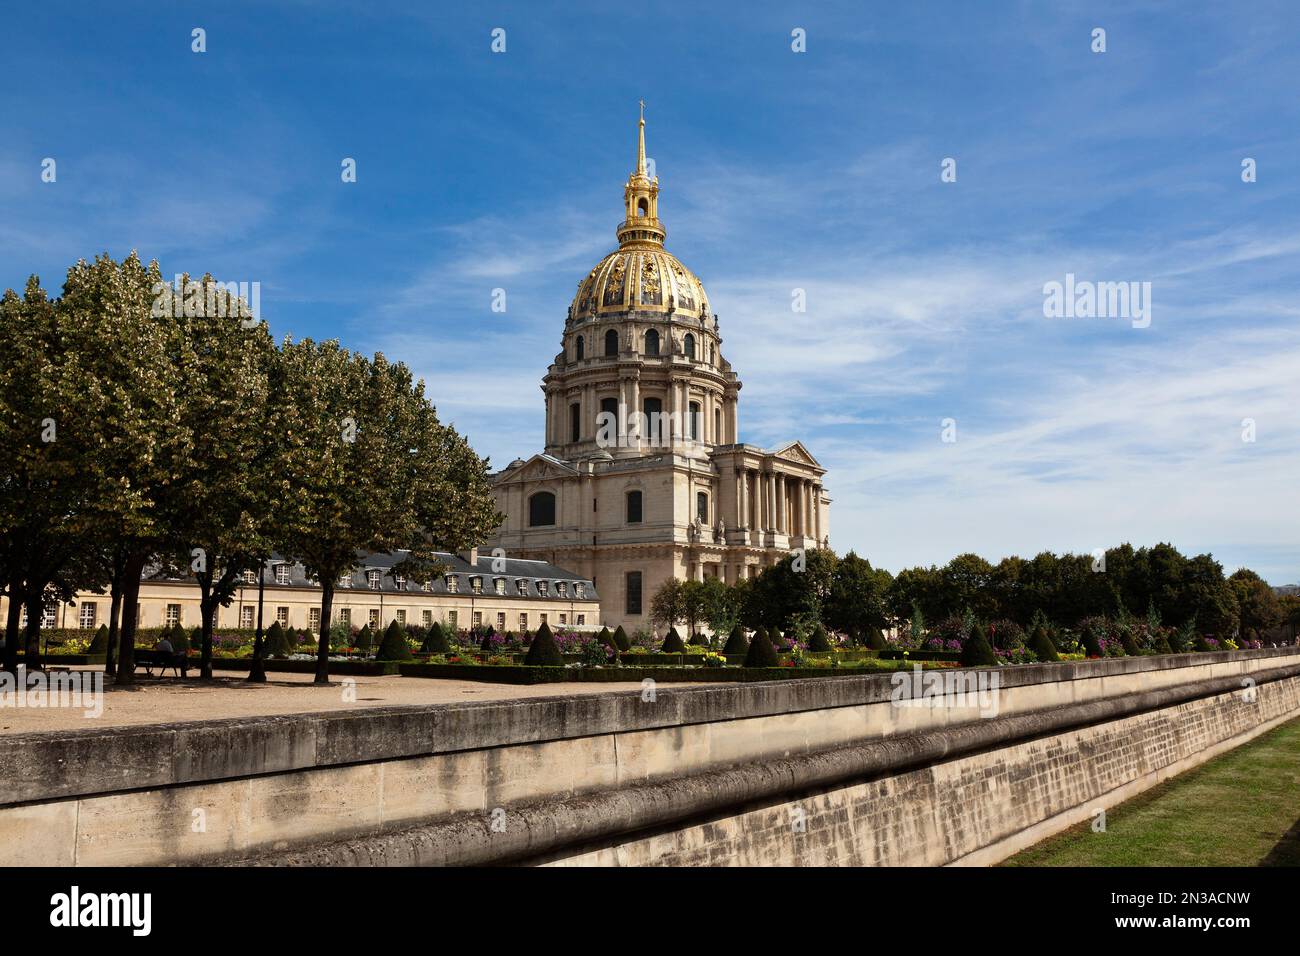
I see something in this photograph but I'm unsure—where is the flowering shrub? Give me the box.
[923,638,963,653]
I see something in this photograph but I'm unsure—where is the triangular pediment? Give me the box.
[494,453,579,484]
[771,441,823,469]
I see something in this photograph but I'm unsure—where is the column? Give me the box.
[728,398,739,444]
[738,469,748,528]
[813,484,822,543]
[618,379,628,445]
[629,376,640,446]
[765,473,776,532]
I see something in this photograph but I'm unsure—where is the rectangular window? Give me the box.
[496,612,505,629]
[396,609,406,625]
[276,606,289,626]
[557,582,568,598]
[697,491,708,524]
[369,608,380,628]
[446,575,459,593]
[559,613,567,625]
[577,614,586,626]
[447,610,457,630]
[570,402,581,443]
[626,571,642,616]
[338,572,352,588]
[494,578,506,595]
[472,611,482,627]
[537,580,549,597]
[519,612,528,630]
[339,608,352,625]
[394,574,406,590]
[79,602,97,629]
[241,606,255,628]
[367,570,381,590]
[422,609,432,626]
[575,583,585,599]
[165,604,182,626]
[539,613,548,625]
[516,580,528,596]
[471,577,483,595]
[309,607,321,633]
[274,564,291,585]
[243,570,258,585]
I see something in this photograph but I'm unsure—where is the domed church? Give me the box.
[485,107,830,630]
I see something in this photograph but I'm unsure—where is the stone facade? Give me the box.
[484,110,830,630]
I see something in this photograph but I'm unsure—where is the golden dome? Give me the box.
[571,247,709,318]
[569,104,710,320]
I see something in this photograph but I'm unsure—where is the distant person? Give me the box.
[155,635,174,655]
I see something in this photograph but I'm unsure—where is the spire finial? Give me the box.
[636,99,647,177]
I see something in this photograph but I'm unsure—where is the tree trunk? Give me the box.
[104,571,123,677]
[197,571,214,680]
[115,551,148,686]
[314,583,335,684]
[2,585,23,675]
[248,562,267,683]
[23,592,43,671]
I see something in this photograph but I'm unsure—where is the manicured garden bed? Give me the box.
[397,659,932,684]
[206,658,402,676]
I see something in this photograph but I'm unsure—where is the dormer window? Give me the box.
[576,583,586,599]
[243,570,257,585]
[494,577,506,595]
[446,575,459,594]
[537,580,550,597]
[274,564,291,585]
[394,574,406,590]
[557,582,568,598]
[367,569,381,590]
[470,576,483,594]
[516,580,528,596]
[337,572,352,589]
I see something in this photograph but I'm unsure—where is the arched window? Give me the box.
[644,328,660,356]
[626,490,643,524]
[696,492,709,524]
[637,198,648,216]
[683,333,696,359]
[604,329,619,356]
[528,491,556,527]
[575,335,584,360]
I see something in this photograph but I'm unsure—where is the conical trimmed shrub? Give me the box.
[524,621,563,666]
[596,626,617,651]
[376,621,412,660]
[354,624,374,654]
[612,625,631,651]
[863,626,886,650]
[743,627,779,667]
[1029,624,1059,662]
[959,623,998,667]
[808,624,832,651]
[1119,628,1140,656]
[723,625,748,656]
[88,624,109,655]
[661,627,686,653]
[689,632,708,647]
[264,622,292,657]
[1155,631,1174,655]
[421,621,448,653]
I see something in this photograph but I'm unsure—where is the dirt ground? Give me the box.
[0,666,649,734]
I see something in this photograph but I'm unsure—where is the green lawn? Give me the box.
[1004,716,1300,867]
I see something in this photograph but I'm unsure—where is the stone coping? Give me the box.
[1,646,1296,808]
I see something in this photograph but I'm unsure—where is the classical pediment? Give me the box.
[771,441,823,469]
[495,453,579,485]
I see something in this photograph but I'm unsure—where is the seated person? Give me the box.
[155,635,174,655]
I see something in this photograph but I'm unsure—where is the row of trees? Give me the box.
[0,253,501,683]
[650,545,1295,646]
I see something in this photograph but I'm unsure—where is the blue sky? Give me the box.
[4,1,1299,583]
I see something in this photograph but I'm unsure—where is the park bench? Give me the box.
[133,648,189,678]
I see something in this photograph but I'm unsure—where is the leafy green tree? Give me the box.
[1228,568,1280,640]
[825,551,890,644]
[650,578,686,632]
[275,340,500,683]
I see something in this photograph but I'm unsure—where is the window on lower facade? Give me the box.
[519,613,528,630]
[368,609,380,628]
[577,614,586,625]
[571,402,581,443]
[165,604,182,626]
[697,491,709,524]
[339,608,352,625]
[688,401,701,440]
[396,609,406,625]
[539,613,548,625]
[447,610,458,630]
[625,571,642,616]
[559,613,567,625]
[472,611,482,627]
[276,606,289,626]
[79,602,97,629]
[496,612,505,629]
[626,489,643,524]
[309,608,321,633]
[422,609,432,626]
[241,606,255,628]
